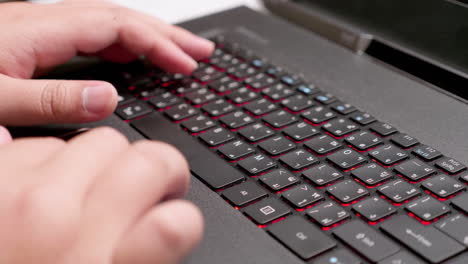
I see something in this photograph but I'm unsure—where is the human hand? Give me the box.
[0,127,202,264]
[0,0,213,126]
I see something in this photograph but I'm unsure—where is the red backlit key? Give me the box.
[326,148,366,170]
[306,201,349,227]
[352,196,396,222]
[350,162,393,186]
[327,180,369,204]
[243,197,290,225]
[221,181,268,207]
[405,196,450,221]
[369,144,408,166]
[422,174,465,198]
[378,179,420,204]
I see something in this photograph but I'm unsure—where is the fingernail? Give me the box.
[82,83,116,114]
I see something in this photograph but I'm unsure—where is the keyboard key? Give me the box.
[322,118,359,137]
[369,144,409,166]
[349,111,376,125]
[219,111,255,129]
[390,133,419,148]
[327,148,366,170]
[378,251,426,264]
[238,123,274,142]
[422,174,465,198]
[330,102,357,115]
[352,196,397,222]
[281,94,314,112]
[258,136,296,156]
[262,110,298,128]
[378,179,421,204]
[148,92,182,109]
[238,154,276,175]
[282,122,319,141]
[279,148,318,171]
[435,157,467,174]
[333,220,400,263]
[405,196,450,221]
[222,181,267,207]
[117,91,136,105]
[307,201,350,227]
[201,99,235,117]
[243,98,278,116]
[314,93,337,105]
[199,127,235,147]
[313,249,361,264]
[226,63,257,79]
[170,79,202,94]
[327,180,369,204]
[296,83,319,95]
[394,159,436,181]
[380,215,465,263]
[192,65,223,82]
[180,115,216,133]
[226,87,259,104]
[369,122,398,136]
[302,164,343,186]
[164,103,198,121]
[268,216,336,259]
[281,184,323,208]
[259,169,299,191]
[304,134,342,155]
[244,73,276,90]
[115,101,152,120]
[243,197,290,225]
[302,106,336,124]
[412,144,442,161]
[345,131,383,151]
[436,214,468,247]
[265,65,284,78]
[218,140,255,160]
[185,87,217,105]
[351,163,393,186]
[451,192,468,214]
[262,83,295,100]
[209,75,242,93]
[280,74,301,86]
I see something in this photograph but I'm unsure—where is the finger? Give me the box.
[167,26,215,61]
[93,43,138,63]
[0,75,117,126]
[0,126,12,146]
[114,200,203,264]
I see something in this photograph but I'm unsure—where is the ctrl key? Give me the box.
[268,216,336,260]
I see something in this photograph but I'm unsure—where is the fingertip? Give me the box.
[0,126,12,145]
[81,81,118,118]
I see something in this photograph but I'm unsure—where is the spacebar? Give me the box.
[131,113,245,189]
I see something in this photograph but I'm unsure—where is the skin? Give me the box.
[0,0,214,263]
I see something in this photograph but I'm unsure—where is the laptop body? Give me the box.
[10,5,468,264]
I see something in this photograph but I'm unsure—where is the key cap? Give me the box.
[422,174,465,198]
[192,65,223,82]
[345,131,383,151]
[198,127,235,147]
[451,192,468,214]
[258,136,296,156]
[314,93,337,105]
[349,111,376,125]
[304,134,342,155]
[265,65,284,78]
[460,172,468,184]
[313,249,361,264]
[333,220,400,262]
[296,83,319,95]
[369,122,398,136]
[302,164,343,186]
[238,154,276,175]
[226,63,257,79]
[436,214,468,247]
[405,196,450,221]
[115,101,152,120]
[394,159,436,181]
[280,74,301,86]
[226,87,259,104]
[435,157,467,174]
[117,91,136,105]
[244,73,276,90]
[327,180,369,204]
[282,122,319,141]
[201,99,235,117]
[238,123,274,143]
[148,92,182,109]
[330,102,357,115]
[208,75,242,93]
[180,115,216,133]
[221,181,268,207]
[378,179,420,204]
[243,197,290,225]
[351,162,393,186]
[169,79,202,95]
[378,251,426,264]
[281,94,314,112]
[268,216,336,259]
[444,253,468,264]
[261,83,295,100]
[352,196,397,222]
[390,133,419,148]
[262,110,298,128]
[380,215,465,264]
[131,113,244,189]
[369,144,409,166]
[307,201,350,227]
[219,111,255,129]
[279,148,318,171]
[243,98,278,116]
[164,103,198,121]
[259,169,299,191]
[322,118,359,137]
[218,140,255,160]
[281,184,323,208]
[302,106,336,124]
[412,144,442,161]
[327,148,366,170]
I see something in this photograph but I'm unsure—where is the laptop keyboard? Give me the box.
[81,35,468,263]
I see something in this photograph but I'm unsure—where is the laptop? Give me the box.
[10,2,468,264]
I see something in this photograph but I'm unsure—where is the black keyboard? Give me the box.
[82,35,468,263]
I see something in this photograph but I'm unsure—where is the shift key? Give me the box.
[380,215,465,263]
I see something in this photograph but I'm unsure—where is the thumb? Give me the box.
[0,74,118,126]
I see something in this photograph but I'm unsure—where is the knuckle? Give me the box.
[40,81,70,120]
[89,126,129,145]
[134,140,189,174]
